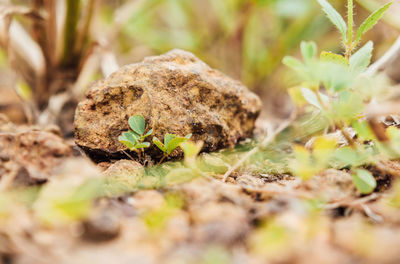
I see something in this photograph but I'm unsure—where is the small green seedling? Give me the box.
[153,133,192,163]
[119,114,153,156]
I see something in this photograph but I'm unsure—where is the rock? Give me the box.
[102,159,144,194]
[103,159,143,177]
[81,205,121,242]
[74,49,261,162]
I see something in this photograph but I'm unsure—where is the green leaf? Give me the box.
[143,129,153,139]
[118,132,138,149]
[129,115,146,135]
[153,137,166,152]
[185,133,192,139]
[166,137,189,155]
[300,88,325,110]
[351,120,376,141]
[124,131,139,143]
[355,2,392,44]
[135,142,150,149]
[118,137,134,149]
[333,146,369,167]
[290,145,318,180]
[331,91,364,123]
[288,86,308,107]
[352,169,377,194]
[320,51,348,66]
[313,136,337,164]
[180,141,202,159]
[283,56,312,81]
[317,0,347,42]
[387,126,400,142]
[350,41,373,74]
[319,61,353,92]
[282,56,305,72]
[164,133,176,147]
[301,41,317,63]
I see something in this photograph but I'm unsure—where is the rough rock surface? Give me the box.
[74,49,261,162]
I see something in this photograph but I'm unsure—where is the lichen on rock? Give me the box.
[74,49,261,163]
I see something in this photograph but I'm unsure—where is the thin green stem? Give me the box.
[346,0,354,59]
[347,0,354,45]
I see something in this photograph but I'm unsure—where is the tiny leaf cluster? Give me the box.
[153,133,192,157]
[118,114,153,152]
[119,114,192,162]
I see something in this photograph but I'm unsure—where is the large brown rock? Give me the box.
[74,49,261,162]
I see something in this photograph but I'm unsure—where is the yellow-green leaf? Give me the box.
[320,51,348,66]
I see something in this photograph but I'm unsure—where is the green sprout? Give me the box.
[153,133,192,163]
[119,114,153,158]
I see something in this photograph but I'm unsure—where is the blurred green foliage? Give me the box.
[99,0,331,92]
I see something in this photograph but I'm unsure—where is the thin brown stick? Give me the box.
[122,150,135,161]
[158,154,167,165]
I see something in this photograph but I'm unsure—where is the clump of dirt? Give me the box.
[74,49,261,163]
[0,115,72,188]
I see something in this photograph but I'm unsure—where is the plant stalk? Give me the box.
[345,0,354,59]
[62,0,81,66]
[158,154,167,165]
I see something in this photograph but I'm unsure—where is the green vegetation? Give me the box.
[153,133,192,162]
[282,0,394,194]
[119,114,153,154]
[119,114,192,162]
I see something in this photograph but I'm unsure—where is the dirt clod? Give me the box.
[0,128,72,187]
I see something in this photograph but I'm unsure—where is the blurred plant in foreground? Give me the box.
[283,0,398,194]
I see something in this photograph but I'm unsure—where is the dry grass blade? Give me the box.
[72,46,101,97]
[0,5,45,77]
[100,50,119,77]
[0,5,31,45]
[7,21,46,84]
[75,0,97,58]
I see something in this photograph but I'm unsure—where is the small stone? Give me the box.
[103,159,143,178]
[74,49,261,162]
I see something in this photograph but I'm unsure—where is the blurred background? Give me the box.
[0,0,399,129]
